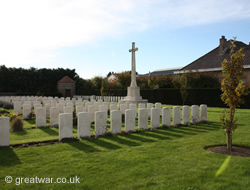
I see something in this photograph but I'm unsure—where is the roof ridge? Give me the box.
[182,46,220,70]
[182,39,250,71]
[58,76,75,83]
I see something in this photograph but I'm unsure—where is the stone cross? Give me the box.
[129,42,138,87]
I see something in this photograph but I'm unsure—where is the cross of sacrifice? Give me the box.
[129,42,138,87]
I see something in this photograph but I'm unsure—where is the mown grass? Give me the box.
[0,105,250,189]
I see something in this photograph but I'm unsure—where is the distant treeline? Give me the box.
[0,65,79,96]
[0,65,223,99]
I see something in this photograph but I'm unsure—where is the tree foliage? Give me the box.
[180,72,188,105]
[220,39,248,150]
[0,65,78,95]
[75,78,93,94]
[115,72,131,89]
[91,76,104,89]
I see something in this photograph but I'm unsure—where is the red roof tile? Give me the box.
[58,76,75,83]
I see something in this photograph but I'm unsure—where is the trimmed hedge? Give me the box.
[97,88,250,108]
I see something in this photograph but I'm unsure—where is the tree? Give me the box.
[107,71,115,78]
[100,78,108,96]
[76,78,93,94]
[188,74,220,88]
[116,72,131,89]
[0,66,78,95]
[91,76,104,89]
[220,39,248,151]
[180,71,188,105]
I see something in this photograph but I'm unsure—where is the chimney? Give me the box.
[219,35,227,55]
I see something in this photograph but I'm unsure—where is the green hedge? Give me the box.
[97,88,250,108]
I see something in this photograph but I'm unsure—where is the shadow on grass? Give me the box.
[24,119,35,125]
[152,129,184,138]
[88,138,121,150]
[0,147,22,167]
[158,122,221,137]
[137,130,172,141]
[122,133,155,143]
[11,129,28,135]
[39,127,58,136]
[168,127,197,136]
[67,140,101,153]
[171,125,207,135]
[108,136,140,147]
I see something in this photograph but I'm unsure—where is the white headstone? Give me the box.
[111,110,122,134]
[99,105,107,113]
[120,104,127,115]
[125,109,136,132]
[59,113,73,141]
[85,102,92,109]
[78,112,91,138]
[45,103,51,118]
[88,105,95,122]
[173,106,181,126]
[191,105,199,123]
[110,104,118,111]
[138,108,148,129]
[126,102,130,109]
[66,103,74,112]
[51,100,57,107]
[76,102,83,107]
[34,104,42,115]
[129,104,137,111]
[110,101,116,106]
[138,103,145,109]
[72,98,76,105]
[0,117,9,146]
[14,101,21,114]
[200,104,207,122]
[162,107,171,126]
[76,106,85,116]
[94,102,101,112]
[63,106,73,114]
[182,106,190,125]
[50,107,59,126]
[147,103,154,117]
[23,104,31,119]
[83,100,89,106]
[24,101,32,106]
[155,102,162,115]
[36,107,46,127]
[95,111,107,137]
[56,103,64,114]
[151,108,160,129]
[59,100,66,107]
[33,100,41,108]
[91,99,96,104]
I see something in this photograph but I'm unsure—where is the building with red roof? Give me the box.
[57,76,75,97]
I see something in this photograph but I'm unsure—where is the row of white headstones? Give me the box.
[0,100,207,146]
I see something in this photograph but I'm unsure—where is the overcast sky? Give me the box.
[1,0,250,79]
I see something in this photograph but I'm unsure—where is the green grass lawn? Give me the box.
[1,105,250,189]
